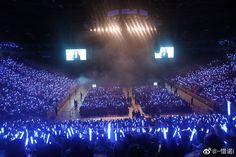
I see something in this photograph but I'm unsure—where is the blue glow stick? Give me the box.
[43,133,46,140]
[30,136,34,145]
[120,130,125,137]
[25,137,29,147]
[25,129,29,146]
[20,132,24,139]
[173,129,177,138]
[15,132,19,139]
[46,134,50,144]
[70,127,74,135]
[68,128,72,137]
[227,101,231,116]
[54,130,57,135]
[221,124,227,132]
[108,123,111,140]
[162,128,168,140]
[34,131,38,138]
[190,128,196,141]
[114,130,117,141]
[177,132,181,139]
[89,128,92,141]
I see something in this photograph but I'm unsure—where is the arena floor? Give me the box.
[56,83,211,121]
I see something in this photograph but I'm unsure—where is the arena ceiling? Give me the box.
[0,0,235,43]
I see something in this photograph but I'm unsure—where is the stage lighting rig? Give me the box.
[89,8,159,39]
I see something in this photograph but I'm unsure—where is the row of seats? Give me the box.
[80,87,128,117]
[133,86,192,115]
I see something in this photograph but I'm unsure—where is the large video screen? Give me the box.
[155,47,174,59]
[66,49,87,61]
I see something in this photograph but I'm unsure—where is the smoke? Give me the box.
[81,36,156,86]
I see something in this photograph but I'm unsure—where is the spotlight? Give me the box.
[90,29,92,32]
[105,27,108,32]
[153,82,158,86]
[92,84,97,88]
[117,27,121,32]
[97,28,101,32]
[94,28,97,32]
[142,26,145,31]
[127,27,130,32]
[109,27,113,32]
[101,28,104,32]
[131,27,134,32]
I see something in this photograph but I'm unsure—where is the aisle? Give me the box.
[165,83,210,114]
[124,87,149,118]
[57,86,88,120]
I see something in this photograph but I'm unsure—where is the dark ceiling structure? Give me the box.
[0,0,235,44]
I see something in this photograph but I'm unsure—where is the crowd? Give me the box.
[0,42,20,49]
[80,87,128,117]
[133,86,192,116]
[0,114,235,157]
[0,58,76,118]
[172,53,236,109]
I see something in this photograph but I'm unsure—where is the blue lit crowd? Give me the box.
[0,54,236,156]
[0,114,235,157]
[0,42,20,49]
[173,53,236,108]
[133,86,192,115]
[80,87,128,117]
[0,58,76,118]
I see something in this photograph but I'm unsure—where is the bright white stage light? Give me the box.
[92,84,97,88]
[153,82,158,86]
[127,27,130,32]
[142,26,145,31]
[97,28,101,32]
[131,27,134,32]
[94,28,96,32]
[109,27,113,32]
[90,29,92,32]
[101,28,104,32]
[117,27,121,32]
[105,27,108,32]
[114,27,117,32]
